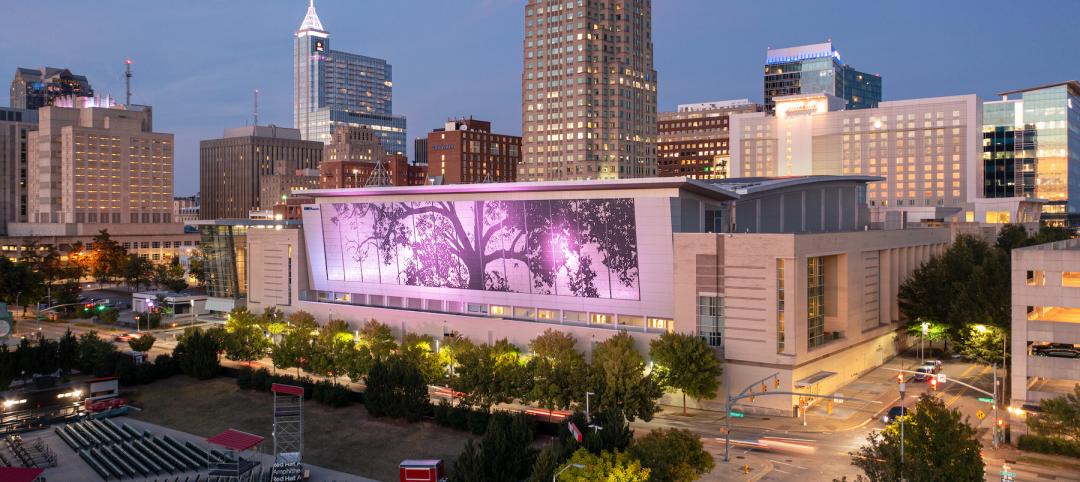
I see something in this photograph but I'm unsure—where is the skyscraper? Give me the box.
[983,81,1080,227]
[763,41,881,113]
[520,0,658,181]
[293,0,406,155]
[0,107,37,234]
[10,67,93,111]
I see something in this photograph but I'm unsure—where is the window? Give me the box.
[467,303,488,314]
[537,309,557,320]
[489,305,509,316]
[563,310,587,323]
[1026,270,1045,286]
[590,313,613,324]
[777,259,786,353]
[807,257,826,349]
[513,307,536,319]
[1063,272,1080,288]
[648,317,673,332]
[697,295,723,347]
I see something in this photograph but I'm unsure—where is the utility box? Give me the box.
[399,459,444,482]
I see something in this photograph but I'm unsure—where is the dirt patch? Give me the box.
[125,376,472,481]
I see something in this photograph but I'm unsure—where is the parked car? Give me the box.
[883,406,908,424]
[1035,349,1080,359]
[925,359,943,371]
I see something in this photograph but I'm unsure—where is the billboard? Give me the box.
[319,198,640,300]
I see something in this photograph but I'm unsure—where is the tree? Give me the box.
[452,339,527,410]
[649,332,722,415]
[121,254,154,291]
[154,257,189,293]
[222,307,269,364]
[357,319,397,360]
[450,440,485,482]
[449,411,535,482]
[57,330,80,376]
[959,324,1007,365]
[527,444,563,482]
[274,311,318,376]
[401,332,446,384]
[525,329,588,410]
[89,230,126,285]
[363,355,430,421]
[186,251,208,287]
[76,331,117,377]
[590,332,663,421]
[174,327,221,380]
[1026,384,1080,442]
[128,333,156,353]
[629,429,714,482]
[558,448,650,482]
[850,393,983,482]
[583,407,633,454]
[98,307,120,325]
[327,198,640,298]
[0,257,44,311]
[310,319,354,382]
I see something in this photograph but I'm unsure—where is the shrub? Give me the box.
[1018,434,1080,458]
[134,363,156,385]
[447,404,469,431]
[468,408,491,435]
[252,368,271,391]
[237,366,253,389]
[153,354,180,379]
[434,400,450,426]
[174,328,220,380]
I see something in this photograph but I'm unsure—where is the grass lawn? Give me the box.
[125,375,473,481]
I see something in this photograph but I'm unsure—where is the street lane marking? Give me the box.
[767,459,808,470]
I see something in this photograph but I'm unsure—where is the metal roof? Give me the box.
[998,80,1080,98]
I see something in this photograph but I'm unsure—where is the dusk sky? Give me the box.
[3,0,1077,196]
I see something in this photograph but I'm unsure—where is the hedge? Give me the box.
[1017,434,1080,458]
[235,366,356,407]
[432,399,491,435]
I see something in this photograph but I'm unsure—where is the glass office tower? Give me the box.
[983,81,1080,227]
[763,41,881,113]
[293,1,406,154]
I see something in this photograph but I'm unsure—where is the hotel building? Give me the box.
[763,41,881,114]
[247,176,949,415]
[658,100,761,179]
[520,0,658,181]
[0,107,36,235]
[1011,238,1080,408]
[426,118,521,184]
[731,93,1043,226]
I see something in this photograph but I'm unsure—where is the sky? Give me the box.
[2,0,1078,196]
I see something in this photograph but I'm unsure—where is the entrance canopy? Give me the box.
[207,428,265,452]
[795,370,837,388]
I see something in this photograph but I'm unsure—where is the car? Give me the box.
[114,333,135,342]
[925,359,943,371]
[913,366,933,381]
[883,406,908,424]
[1035,349,1080,359]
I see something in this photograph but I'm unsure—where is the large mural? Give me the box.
[320,198,640,300]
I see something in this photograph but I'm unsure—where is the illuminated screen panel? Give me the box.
[319,199,640,300]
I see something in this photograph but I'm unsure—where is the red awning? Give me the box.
[271,383,304,397]
[207,428,265,452]
[0,467,45,482]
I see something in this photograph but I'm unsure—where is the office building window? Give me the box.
[777,259,786,353]
[807,256,826,349]
[697,295,723,347]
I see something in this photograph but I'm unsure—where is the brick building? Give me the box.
[426,118,520,184]
[658,100,761,179]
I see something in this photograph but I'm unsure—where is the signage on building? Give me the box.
[271,462,304,482]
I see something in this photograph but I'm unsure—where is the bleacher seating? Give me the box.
[57,419,245,480]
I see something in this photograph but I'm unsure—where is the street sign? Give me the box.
[936,373,947,384]
[729,411,745,418]
[976,409,986,421]
[899,382,906,393]
[978,397,994,403]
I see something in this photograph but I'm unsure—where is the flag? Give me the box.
[568,422,583,442]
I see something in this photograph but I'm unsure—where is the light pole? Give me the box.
[899,381,906,482]
[553,463,585,482]
[920,321,929,363]
[585,391,594,424]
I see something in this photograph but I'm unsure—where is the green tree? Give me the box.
[450,440,484,482]
[174,327,221,380]
[310,319,354,382]
[57,330,80,376]
[76,331,117,377]
[525,329,588,410]
[649,332,722,415]
[121,254,154,291]
[590,332,663,421]
[363,355,430,421]
[453,339,527,410]
[154,257,189,293]
[98,307,120,324]
[222,307,270,364]
[401,332,446,384]
[89,230,126,286]
[358,319,397,360]
[628,428,714,482]
[583,407,633,454]
[273,311,318,376]
[0,257,44,313]
[1026,384,1080,442]
[850,393,983,482]
[479,412,535,482]
[186,251,208,287]
[527,444,563,482]
[959,324,1007,365]
[128,333,156,352]
[558,448,650,482]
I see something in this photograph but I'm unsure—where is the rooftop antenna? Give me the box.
[253,89,260,126]
[124,59,133,105]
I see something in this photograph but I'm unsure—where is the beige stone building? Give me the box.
[1011,238,1080,408]
[520,0,658,181]
[25,98,173,226]
[247,176,950,415]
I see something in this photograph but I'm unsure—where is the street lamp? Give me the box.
[553,463,585,482]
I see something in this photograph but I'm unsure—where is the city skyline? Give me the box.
[1,0,1077,195]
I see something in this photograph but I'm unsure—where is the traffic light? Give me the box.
[96,304,106,312]
[773,377,780,389]
[930,378,938,390]
[827,400,834,415]
[748,388,755,403]
[761,382,768,393]
[896,373,904,384]
[997,418,1006,428]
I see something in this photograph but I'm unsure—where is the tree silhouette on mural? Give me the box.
[328,198,639,299]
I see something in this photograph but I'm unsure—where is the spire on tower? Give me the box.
[298,0,325,33]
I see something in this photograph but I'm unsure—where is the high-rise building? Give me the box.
[520,0,658,181]
[293,1,406,154]
[763,41,881,114]
[199,125,323,220]
[730,93,1042,225]
[319,125,426,189]
[24,97,173,225]
[983,81,1080,227]
[10,67,93,111]
[414,137,428,166]
[427,118,520,184]
[658,100,761,179]
[0,107,37,235]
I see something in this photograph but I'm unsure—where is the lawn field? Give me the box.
[125,375,472,481]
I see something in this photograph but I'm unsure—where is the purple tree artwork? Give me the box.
[322,198,640,300]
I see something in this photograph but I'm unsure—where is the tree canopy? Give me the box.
[590,332,663,421]
[1026,384,1080,442]
[649,332,722,415]
[628,428,714,482]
